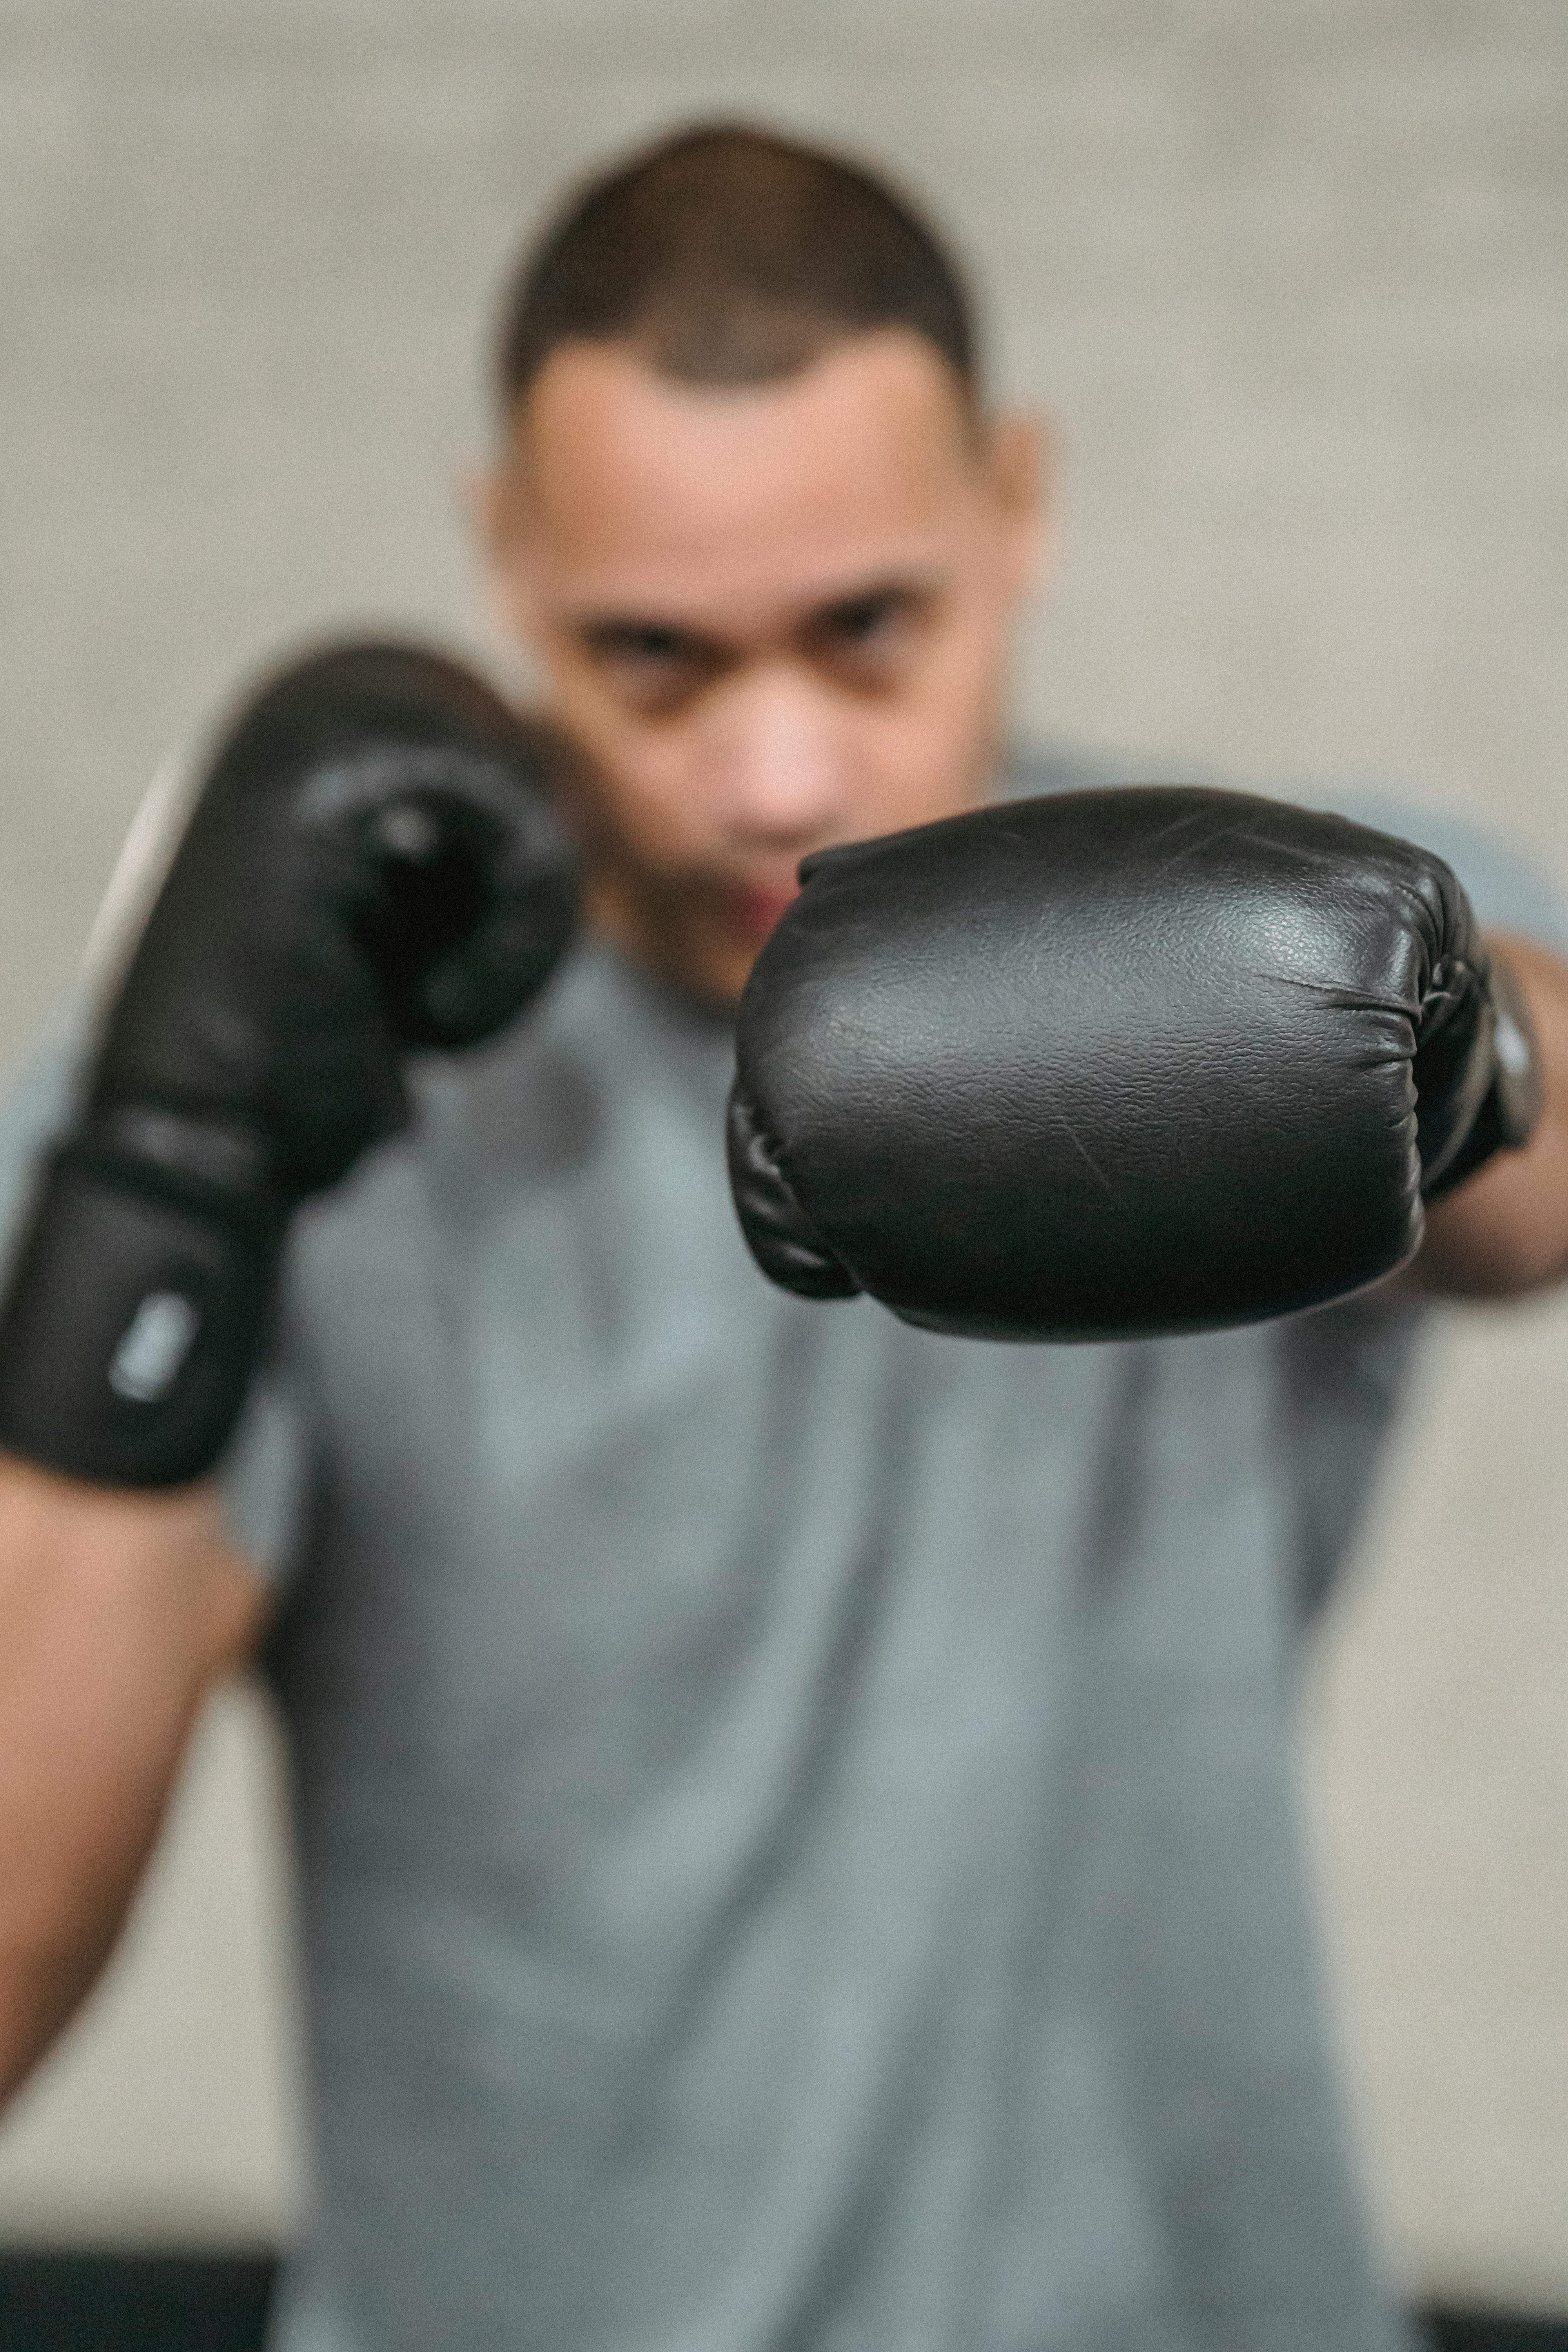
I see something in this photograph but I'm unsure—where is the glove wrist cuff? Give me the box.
[0,1152,284,1488]
[1422,946,1544,1202]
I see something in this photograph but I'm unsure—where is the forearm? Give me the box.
[0,1461,266,2104]
[1412,932,1568,1298]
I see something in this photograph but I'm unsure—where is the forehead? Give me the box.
[508,329,981,621]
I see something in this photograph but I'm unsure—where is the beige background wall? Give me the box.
[0,0,1564,2312]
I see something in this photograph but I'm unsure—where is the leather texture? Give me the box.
[0,641,581,1485]
[728,786,1537,1341]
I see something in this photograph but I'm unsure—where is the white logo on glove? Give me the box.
[109,1292,201,1403]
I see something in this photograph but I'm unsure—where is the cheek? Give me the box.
[532,659,699,853]
[923,581,1013,712]
[861,612,1008,822]
[576,720,721,867]
[854,713,981,836]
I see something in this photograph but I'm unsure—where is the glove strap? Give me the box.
[1423,947,1544,1202]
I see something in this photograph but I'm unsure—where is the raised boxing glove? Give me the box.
[728,787,1542,1340]
[0,641,580,1485]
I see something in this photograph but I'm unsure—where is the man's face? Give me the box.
[482,327,1044,1002]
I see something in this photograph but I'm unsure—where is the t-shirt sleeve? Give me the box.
[216,1352,319,1595]
[0,1014,317,1595]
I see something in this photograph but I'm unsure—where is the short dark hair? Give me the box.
[496,122,978,413]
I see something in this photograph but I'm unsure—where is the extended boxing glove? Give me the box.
[0,641,580,1485]
[728,787,1542,1340]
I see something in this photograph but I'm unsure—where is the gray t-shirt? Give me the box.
[1,754,1557,2352]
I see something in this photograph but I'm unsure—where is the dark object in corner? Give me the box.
[1426,2316,1568,2352]
[0,2252,1563,2352]
[0,2250,275,2350]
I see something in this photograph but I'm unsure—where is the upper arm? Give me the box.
[0,1455,271,2102]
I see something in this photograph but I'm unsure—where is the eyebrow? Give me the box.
[564,570,947,653]
[573,616,716,653]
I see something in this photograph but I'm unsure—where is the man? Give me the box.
[1,123,1565,2352]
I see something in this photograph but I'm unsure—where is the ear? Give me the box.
[984,410,1051,597]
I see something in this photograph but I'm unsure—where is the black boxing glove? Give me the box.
[728,787,1543,1340]
[0,641,580,1485]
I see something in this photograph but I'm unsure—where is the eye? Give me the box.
[576,621,721,713]
[822,593,902,645]
[594,624,691,664]
[807,588,930,685]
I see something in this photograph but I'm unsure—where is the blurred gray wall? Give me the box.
[1,0,1565,2310]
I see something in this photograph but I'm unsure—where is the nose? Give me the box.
[697,661,853,854]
